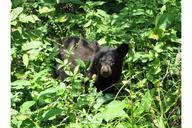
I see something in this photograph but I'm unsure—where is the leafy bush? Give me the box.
[11,0,181,127]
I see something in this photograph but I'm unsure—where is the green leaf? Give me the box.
[38,6,55,14]
[98,38,107,45]
[100,100,128,122]
[134,91,153,115]
[148,28,164,40]
[154,43,164,53]
[74,66,79,75]
[56,0,84,5]
[20,119,36,128]
[42,108,63,120]
[12,80,31,86]
[22,54,29,67]
[11,7,23,21]
[12,0,25,7]
[19,14,40,23]
[55,15,68,23]
[75,59,86,68]
[155,116,166,128]
[84,20,92,28]
[22,41,43,51]
[155,13,176,30]
[20,101,36,113]
[38,87,57,98]
[32,69,49,83]
[28,49,40,60]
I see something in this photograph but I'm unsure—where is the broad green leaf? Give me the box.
[148,28,164,40]
[38,6,55,14]
[12,80,31,86]
[155,13,176,30]
[22,41,42,51]
[20,101,36,113]
[11,7,23,21]
[96,9,108,18]
[55,15,68,23]
[101,100,128,122]
[132,9,145,16]
[19,14,40,23]
[22,54,29,67]
[16,114,28,121]
[28,49,40,60]
[38,87,57,98]
[42,108,63,120]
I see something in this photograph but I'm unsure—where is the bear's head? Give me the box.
[88,43,129,79]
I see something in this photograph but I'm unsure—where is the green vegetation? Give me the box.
[11,0,181,127]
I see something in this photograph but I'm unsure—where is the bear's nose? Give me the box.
[100,65,112,78]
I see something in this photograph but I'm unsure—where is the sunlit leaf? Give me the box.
[20,101,36,113]
[22,54,29,67]
[19,14,40,23]
[38,6,55,14]
[11,7,23,21]
[22,41,43,51]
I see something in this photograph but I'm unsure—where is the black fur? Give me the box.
[54,37,129,93]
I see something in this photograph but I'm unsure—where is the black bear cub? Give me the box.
[54,37,129,93]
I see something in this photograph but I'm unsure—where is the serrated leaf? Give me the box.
[20,101,36,113]
[22,41,42,51]
[11,7,23,21]
[42,108,63,120]
[22,54,29,67]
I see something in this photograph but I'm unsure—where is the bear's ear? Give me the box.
[117,43,129,57]
[90,42,100,52]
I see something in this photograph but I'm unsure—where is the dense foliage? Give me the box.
[11,0,181,127]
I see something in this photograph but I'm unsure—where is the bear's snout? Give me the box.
[100,65,112,78]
